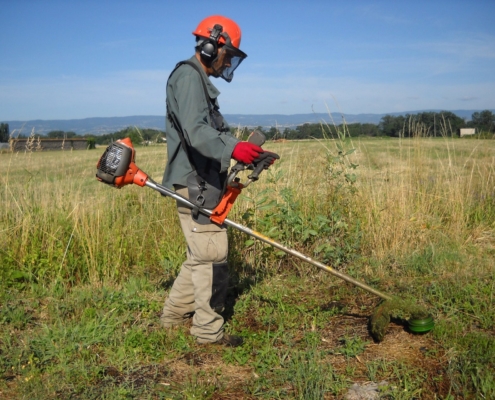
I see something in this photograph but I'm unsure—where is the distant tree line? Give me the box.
[3,110,493,146]
[241,110,495,140]
[470,110,495,135]
[7,127,166,146]
[93,127,165,145]
[10,130,89,140]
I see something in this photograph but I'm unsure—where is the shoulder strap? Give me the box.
[166,60,216,172]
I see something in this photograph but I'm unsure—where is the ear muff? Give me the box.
[199,24,223,64]
[199,40,217,62]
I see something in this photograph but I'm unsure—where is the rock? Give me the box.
[344,381,388,400]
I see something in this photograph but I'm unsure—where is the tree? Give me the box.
[379,115,406,137]
[378,112,465,137]
[432,111,465,137]
[266,126,281,140]
[86,137,96,149]
[122,128,143,145]
[0,123,9,142]
[413,111,465,137]
[294,123,323,139]
[282,127,293,139]
[345,123,380,137]
[471,110,495,133]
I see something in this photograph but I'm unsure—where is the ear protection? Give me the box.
[199,24,223,64]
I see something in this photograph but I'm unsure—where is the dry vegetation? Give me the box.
[1,135,494,398]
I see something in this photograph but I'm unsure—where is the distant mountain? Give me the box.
[227,109,493,127]
[4,110,492,136]
[5,116,166,136]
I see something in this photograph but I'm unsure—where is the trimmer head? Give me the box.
[370,298,434,342]
[408,315,435,333]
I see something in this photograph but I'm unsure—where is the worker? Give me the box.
[160,15,269,346]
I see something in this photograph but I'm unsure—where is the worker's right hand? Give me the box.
[232,141,263,164]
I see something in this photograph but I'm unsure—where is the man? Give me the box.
[160,15,267,346]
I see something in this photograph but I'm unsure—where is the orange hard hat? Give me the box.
[192,15,242,50]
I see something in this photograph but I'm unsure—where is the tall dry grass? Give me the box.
[355,136,495,266]
[0,147,182,285]
[1,135,493,286]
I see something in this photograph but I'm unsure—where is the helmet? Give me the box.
[193,15,242,49]
[193,15,247,82]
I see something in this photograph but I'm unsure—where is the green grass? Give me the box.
[1,136,494,398]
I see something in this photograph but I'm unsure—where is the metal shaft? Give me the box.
[146,180,393,301]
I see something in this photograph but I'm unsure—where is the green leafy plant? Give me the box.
[335,336,369,359]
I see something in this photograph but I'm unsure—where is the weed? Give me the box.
[287,348,347,399]
[335,336,369,359]
[241,187,361,268]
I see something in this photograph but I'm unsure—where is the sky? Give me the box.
[1,0,495,121]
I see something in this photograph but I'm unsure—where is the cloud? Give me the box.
[409,33,495,60]
[354,4,411,25]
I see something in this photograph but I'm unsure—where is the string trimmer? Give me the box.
[96,136,434,341]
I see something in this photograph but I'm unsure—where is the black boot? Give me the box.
[214,334,244,347]
[198,333,244,347]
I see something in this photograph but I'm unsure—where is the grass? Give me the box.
[1,134,494,399]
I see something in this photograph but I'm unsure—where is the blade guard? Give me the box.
[96,138,148,188]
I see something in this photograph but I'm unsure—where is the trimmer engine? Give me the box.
[96,138,148,188]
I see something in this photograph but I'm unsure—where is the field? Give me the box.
[1,134,494,399]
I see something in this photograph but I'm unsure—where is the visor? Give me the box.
[216,44,247,82]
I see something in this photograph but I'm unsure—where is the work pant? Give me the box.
[161,186,229,343]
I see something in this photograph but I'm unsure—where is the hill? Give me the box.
[3,110,492,136]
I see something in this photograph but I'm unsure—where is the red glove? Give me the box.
[232,141,263,164]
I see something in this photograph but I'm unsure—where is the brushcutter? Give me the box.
[96,137,434,341]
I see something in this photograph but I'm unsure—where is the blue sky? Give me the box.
[1,0,494,121]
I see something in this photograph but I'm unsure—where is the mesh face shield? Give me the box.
[213,43,247,82]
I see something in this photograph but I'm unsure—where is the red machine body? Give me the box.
[96,138,148,188]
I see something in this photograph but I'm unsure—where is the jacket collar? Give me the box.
[189,56,220,100]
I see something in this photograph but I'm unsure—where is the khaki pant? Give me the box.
[161,186,229,343]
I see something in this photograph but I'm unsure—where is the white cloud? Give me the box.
[354,4,412,26]
[408,32,495,60]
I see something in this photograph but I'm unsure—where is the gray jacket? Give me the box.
[162,56,239,189]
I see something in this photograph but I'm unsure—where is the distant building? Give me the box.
[460,128,476,137]
[9,138,90,152]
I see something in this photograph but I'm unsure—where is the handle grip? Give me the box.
[229,130,267,179]
[248,151,280,181]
